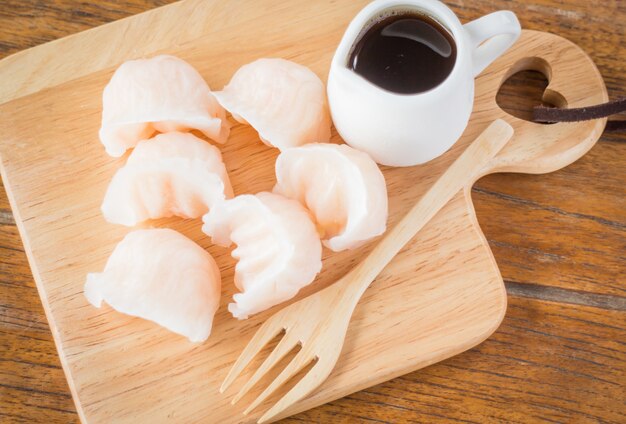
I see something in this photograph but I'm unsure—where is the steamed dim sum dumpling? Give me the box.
[102,132,232,226]
[213,58,331,150]
[202,192,322,319]
[274,143,388,251]
[100,55,229,157]
[84,229,221,342]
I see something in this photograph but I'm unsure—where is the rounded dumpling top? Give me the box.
[100,55,229,157]
[274,143,388,251]
[101,132,233,226]
[202,192,322,319]
[84,229,221,343]
[213,58,331,151]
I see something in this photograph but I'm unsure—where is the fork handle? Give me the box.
[339,119,514,303]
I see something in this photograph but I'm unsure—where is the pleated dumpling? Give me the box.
[84,229,221,343]
[100,55,229,157]
[213,58,331,150]
[101,132,232,226]
[202,192,322,319]
[274,143,388,251]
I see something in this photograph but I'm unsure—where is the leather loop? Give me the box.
[534,97,625,133]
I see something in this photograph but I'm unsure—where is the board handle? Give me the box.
[475,30,608,176]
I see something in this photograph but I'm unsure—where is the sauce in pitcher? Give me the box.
[348,11,457,94]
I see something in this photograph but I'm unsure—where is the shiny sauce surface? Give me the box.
[348,12,457,94]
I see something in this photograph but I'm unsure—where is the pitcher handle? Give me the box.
[464,11,521,77]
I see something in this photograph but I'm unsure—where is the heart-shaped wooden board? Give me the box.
[0,0,606,422]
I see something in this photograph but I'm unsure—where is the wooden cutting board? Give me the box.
[0,0,606,422]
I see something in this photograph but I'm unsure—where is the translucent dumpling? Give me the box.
[213,58,331,151]
[101,132,232,226]
[84,229,221,343]
[202,192,322,319]
[100,55,229,157]
[274,143,387,251]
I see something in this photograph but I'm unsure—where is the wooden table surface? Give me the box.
[0,1,624,423]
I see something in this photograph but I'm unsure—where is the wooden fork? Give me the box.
[221,119,514,423]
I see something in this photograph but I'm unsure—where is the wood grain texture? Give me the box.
[0,21,607,422]
[220,121,514,423]
[290,297,626,423]
[0,1,624,424]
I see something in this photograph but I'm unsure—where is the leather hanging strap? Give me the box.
[533,97,626,132]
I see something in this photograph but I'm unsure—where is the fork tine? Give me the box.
[243,349,313,415]
[220,324,285,393]
[257,360,327,424]
[231,336,298,405]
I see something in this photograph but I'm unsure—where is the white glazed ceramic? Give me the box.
[327,0,521,166]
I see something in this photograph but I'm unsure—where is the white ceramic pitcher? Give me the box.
[327,0,521,166]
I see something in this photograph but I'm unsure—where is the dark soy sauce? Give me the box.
[348,11,457,94]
